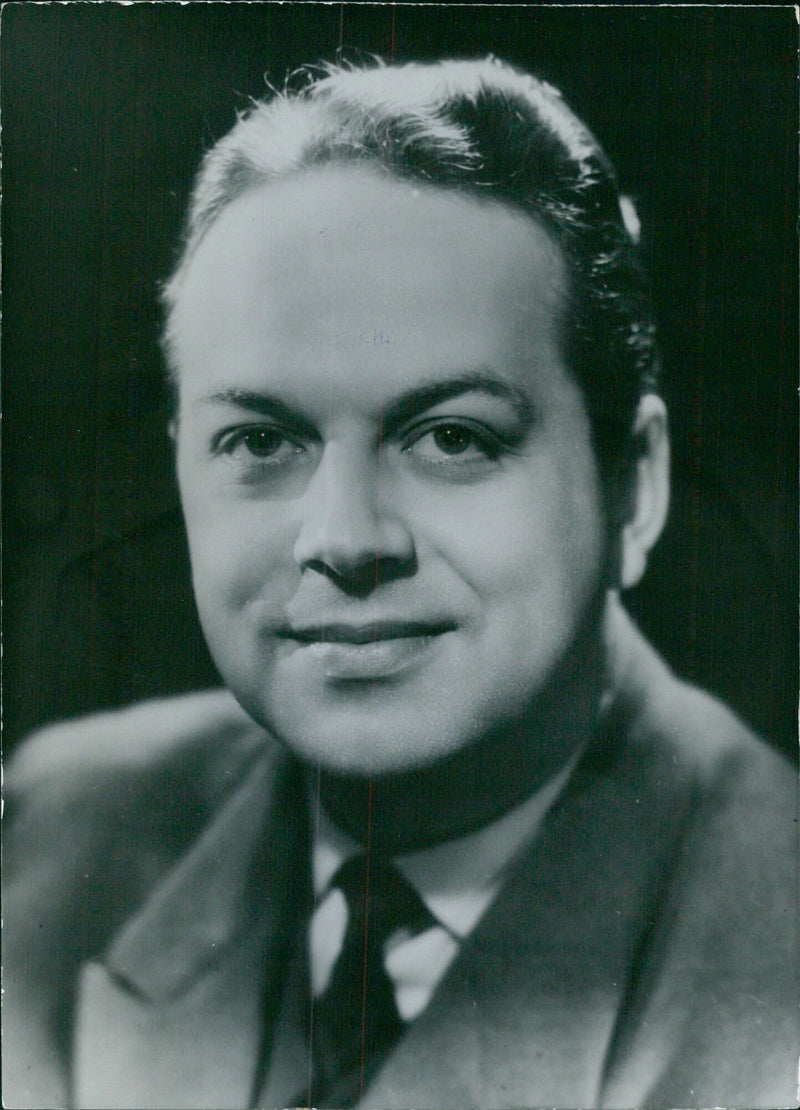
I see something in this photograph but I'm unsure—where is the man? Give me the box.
[4,58,797,1109]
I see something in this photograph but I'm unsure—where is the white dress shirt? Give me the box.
[309,751,580,1022]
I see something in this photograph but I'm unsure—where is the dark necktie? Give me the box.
[309,853,434,1107]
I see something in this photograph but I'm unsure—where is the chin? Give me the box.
[261,707,459,778]
[286,732,429,778]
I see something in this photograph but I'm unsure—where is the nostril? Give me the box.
[293,501,417,582]
[332,563,381,600]
[303,552,418,597]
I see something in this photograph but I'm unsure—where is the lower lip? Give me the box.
[298,635,441,679]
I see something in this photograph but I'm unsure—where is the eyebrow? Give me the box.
[194,373,535,433]
[380,374,536,433]
[192,389,317,438]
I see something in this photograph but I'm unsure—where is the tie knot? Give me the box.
[332,854,433,947]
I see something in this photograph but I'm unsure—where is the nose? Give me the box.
[292,443,416,588]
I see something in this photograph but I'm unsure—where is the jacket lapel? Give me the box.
[363,608,694,1107]
[73,744,307,1110]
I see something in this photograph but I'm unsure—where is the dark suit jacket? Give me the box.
[4,605,798,1109]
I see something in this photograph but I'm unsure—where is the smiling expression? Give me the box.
[172,166,610,777]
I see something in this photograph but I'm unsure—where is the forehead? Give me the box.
[169,166,572,413]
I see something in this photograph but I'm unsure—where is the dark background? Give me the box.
[3,3,797,758]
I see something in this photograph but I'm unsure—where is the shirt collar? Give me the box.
[311,747,581,940]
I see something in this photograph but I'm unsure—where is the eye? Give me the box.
[403,420,504,464]
[215,425,304,465]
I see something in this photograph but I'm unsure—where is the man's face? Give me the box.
[173,167,609,777]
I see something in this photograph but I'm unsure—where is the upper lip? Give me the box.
[278,620,456,644]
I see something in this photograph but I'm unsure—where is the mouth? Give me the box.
[280,620,456,645]
[276,620,456,680]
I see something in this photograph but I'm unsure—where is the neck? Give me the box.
[318,593,608,855]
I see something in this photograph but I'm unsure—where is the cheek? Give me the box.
[180,488,297,615]
[416,463,605,605]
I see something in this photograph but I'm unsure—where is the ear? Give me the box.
[620,394,670,590]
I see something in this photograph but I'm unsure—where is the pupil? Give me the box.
[434,426,471,454]
[248,430,280,456]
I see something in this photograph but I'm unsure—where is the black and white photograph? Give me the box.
[3,3,797,1108]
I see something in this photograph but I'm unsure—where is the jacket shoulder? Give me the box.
[599,604,799,1105]
[8,688,268,804]
[5,691,278,955]
[607,597,794,805]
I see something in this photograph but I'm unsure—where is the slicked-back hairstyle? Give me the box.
[161,57,659,473]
